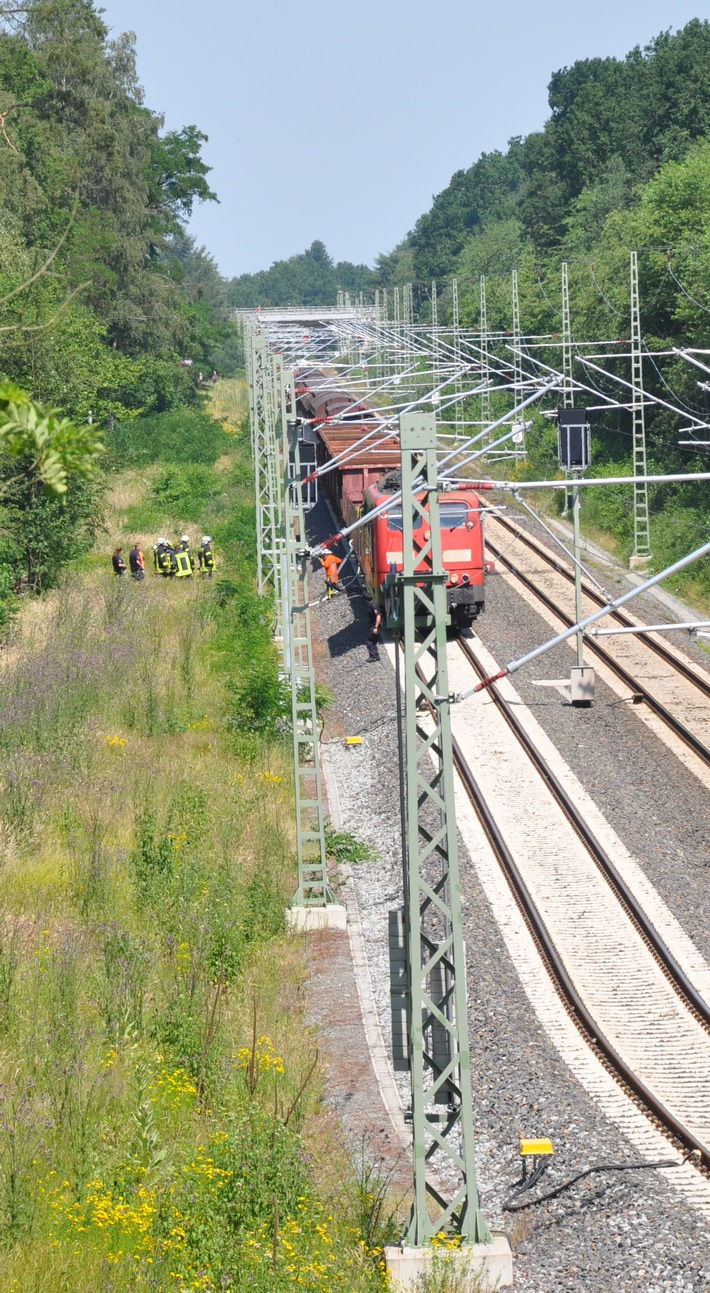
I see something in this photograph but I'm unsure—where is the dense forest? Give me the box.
[379,19,710,322]
[232,19,710,587]
[0,0,241,624]
[385,19,710,578]
[5,9,710,610]
[228,239,373,309]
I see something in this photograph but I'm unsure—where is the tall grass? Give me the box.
[209,377,248,430]
[0,389,390,1292]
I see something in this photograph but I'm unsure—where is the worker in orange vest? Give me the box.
[320,551,342,598]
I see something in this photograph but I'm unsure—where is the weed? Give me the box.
[0,924,19,1032]
[416,1249,496,1292]
[325,824,380,866]
[0,396,388,1292]
[94,923,148,1044]
[152,463,219,518]
[0,1082,43,1240]
[131,808,173,903]
[130,1064,168,1185]
[63,803,113,917]
[349,1137,401,1254]
[1,754,43,845]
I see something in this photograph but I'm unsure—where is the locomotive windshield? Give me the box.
[439,502,470,529]
[386,507,423,532]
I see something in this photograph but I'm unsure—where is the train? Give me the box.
[296,367,487,628]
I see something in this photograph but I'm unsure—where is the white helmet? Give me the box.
[157,537,167,545]
[181,534,190,543]
[202,536,211,544]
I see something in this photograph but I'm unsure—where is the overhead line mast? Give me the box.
[246,321,343,928]
[279,366,337,914]
[630,250,651,564]
[452,278,463,440]
[387,411,490,1247]
[479,275,492,439]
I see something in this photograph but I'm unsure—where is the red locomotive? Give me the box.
[296,372,487,628]
[355,476,486,627]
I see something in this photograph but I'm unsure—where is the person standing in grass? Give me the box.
[175,534,194,577]
[174,535,194,579]
[129,542,145,581]
[154,538,175,577]
[112,546,126,576]
[198,536,215,577]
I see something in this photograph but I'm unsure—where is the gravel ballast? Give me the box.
[305,497,710,1292]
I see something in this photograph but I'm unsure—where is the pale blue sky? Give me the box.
[99,1,710,277]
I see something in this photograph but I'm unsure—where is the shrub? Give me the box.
[105,407,229,468]
[151,462,219,517]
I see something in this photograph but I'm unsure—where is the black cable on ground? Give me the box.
[503,1153,693,1212]
[509,1159,551,1195]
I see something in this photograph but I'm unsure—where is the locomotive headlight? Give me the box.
[461,573,471,585]
[424,529,431,540]
[449,573,459,584]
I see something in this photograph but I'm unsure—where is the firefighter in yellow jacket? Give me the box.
[198,536,215,577]
[174,534,193,578]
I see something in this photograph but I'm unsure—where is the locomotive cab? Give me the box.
[360,481,486,629]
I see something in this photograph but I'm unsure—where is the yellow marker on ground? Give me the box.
[519,1138,554,1158]
[345,736,363,746]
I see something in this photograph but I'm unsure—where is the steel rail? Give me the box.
[484,536,710,768]
[402,629,710,1173]
[447,719,710,1170]
[492,513,710,699]
[458,633,710,1032]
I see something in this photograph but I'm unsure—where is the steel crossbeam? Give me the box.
[388,412,489,1246]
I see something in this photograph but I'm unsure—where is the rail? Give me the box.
[484,534,710,768]
[491,513,710,699]
[446,641,710,1169]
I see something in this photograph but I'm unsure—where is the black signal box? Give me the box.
[558,408,590,470]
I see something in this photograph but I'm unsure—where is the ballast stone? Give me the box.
[385,1234,513,1289]
[287,905,347,932]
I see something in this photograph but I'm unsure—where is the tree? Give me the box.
[0,380,102,496]
[228,240,373,309]
[408,140,525,281]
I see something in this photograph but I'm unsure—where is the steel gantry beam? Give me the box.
[387,412,490,1246]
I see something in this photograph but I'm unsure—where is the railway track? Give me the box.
[429,636,710,1181]
[484,513,710,768]
[491,512,710,697]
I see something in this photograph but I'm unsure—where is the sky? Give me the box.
[99,0,710,279]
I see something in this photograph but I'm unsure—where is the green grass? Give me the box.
[0,388,392,1293]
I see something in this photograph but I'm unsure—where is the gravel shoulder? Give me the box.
[304,497,710,1293]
